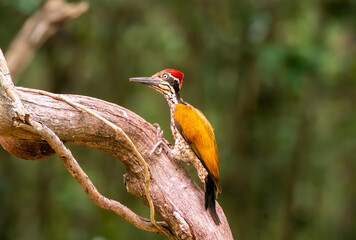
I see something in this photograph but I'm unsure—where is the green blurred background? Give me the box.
[1,0,356,239]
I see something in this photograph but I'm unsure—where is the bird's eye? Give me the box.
[163,74,168,79]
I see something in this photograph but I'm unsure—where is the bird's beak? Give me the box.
[129,77,163,87]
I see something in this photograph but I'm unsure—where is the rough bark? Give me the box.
[0,86,233,239]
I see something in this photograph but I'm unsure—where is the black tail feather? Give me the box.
[205,176,221,225]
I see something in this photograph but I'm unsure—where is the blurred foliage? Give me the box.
[1,0,356,239]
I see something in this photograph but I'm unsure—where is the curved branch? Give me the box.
[1,47,174,237]
[17,87,174,238]
[0,86,233,239]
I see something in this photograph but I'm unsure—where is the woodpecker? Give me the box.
[130,69,222,225]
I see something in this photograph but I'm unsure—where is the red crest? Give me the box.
[164,69,184,89]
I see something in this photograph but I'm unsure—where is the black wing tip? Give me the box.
[205,176,221,225]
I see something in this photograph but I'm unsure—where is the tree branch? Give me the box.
[16,87,174,239]
[5,0,89,81]
[0,48,173,236]
[0,85,233,239]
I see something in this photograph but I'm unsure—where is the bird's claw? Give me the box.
[149,123,171,157]
[153,123,163,139]
[149,140,164,157]
[150,123,164,157]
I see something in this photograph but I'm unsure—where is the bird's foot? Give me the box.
[150,140,170,157]
[149,123,172,157]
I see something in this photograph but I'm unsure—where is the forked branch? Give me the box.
[17,87,173,238]
[0,79,233,240]
[0,49,170,235]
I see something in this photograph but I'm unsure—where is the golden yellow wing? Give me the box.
[174,103,221,192]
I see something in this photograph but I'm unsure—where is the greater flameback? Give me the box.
[130,69,222,225]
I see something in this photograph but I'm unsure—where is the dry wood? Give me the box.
[0,86,233,239]
[1,48,173,237]
[16,87,174,239]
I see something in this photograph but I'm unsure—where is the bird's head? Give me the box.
[130,69,184,96]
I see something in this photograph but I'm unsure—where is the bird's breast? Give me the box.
[171,126,195,162]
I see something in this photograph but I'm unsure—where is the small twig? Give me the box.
[16,87,174,239]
